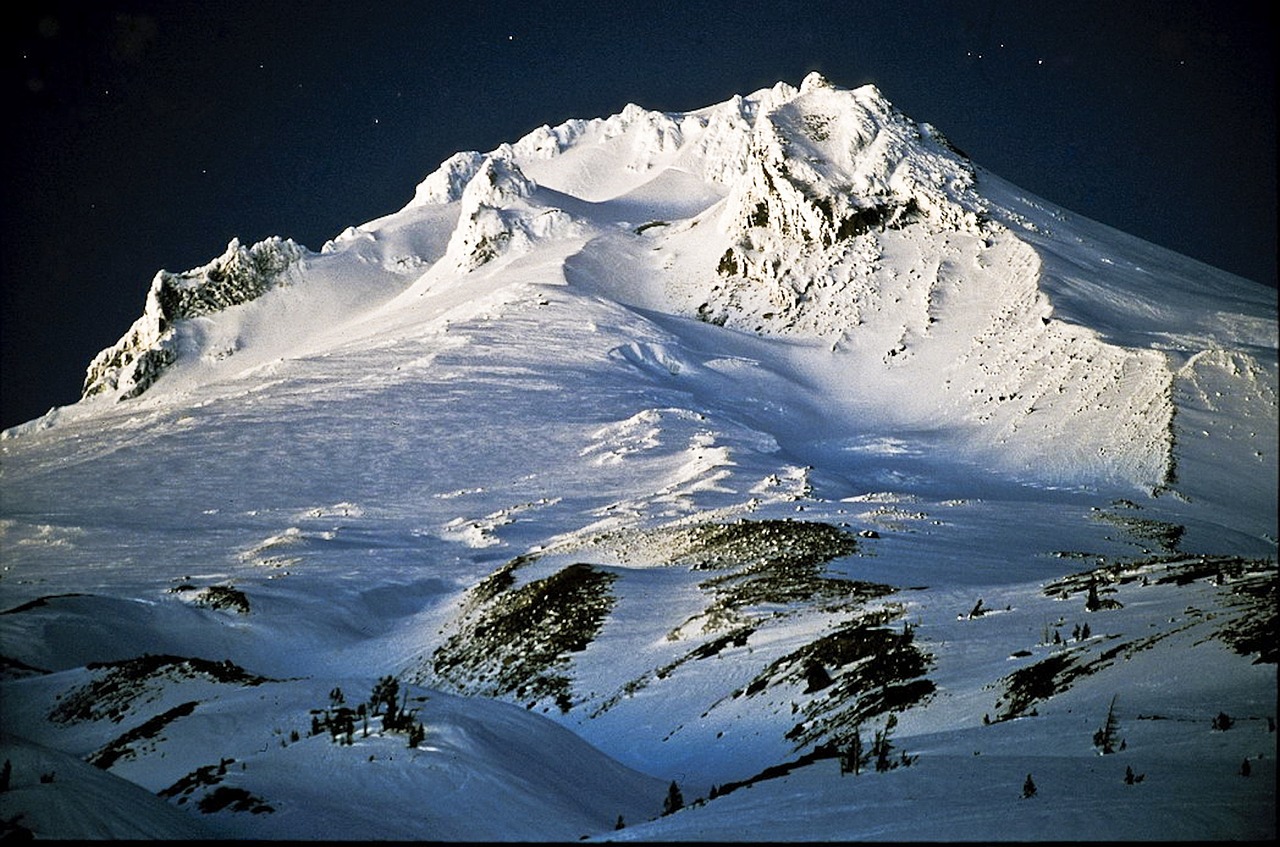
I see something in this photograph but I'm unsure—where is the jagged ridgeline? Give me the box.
[419,518,933,752]
[65,71,1271,494]
[81,237,305,401]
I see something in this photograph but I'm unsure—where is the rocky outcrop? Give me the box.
[82,236,306,401]
[704,75,987,330]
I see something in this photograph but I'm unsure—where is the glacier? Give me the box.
[1,74,1274,841]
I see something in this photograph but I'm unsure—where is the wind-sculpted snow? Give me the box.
[1,75,1275,841]
[408,150,489,206]
[409,148,586,272]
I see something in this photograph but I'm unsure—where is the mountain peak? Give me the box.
[62,76,1276,501]
[2,74,1275,843]
[799,70,836,93]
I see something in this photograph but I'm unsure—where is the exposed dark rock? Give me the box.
[49,655,271,725]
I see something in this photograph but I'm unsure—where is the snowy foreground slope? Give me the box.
[1,74,1275,841]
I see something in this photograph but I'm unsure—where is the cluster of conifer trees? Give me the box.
[310,677,426,748]
[838,713,915,776]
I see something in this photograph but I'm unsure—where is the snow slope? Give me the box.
[1,74,1275,841]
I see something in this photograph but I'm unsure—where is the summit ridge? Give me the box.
[41,77,1278,496]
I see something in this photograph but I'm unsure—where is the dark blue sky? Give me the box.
[3,1,1275,429]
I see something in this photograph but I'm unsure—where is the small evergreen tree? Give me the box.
[1085,576,1121,611]
[873,714,898,773]
[1085,577,1101,611]
[615,815,625,830]
[1124,765,1135,785]
[1093,695,1120,754]
[371,675,400,718]
[1021,773,1037,798]
[1241,757,1251,777]
[874,733,891,772]
[662,780,684,816]
[804,660,833,693]
[840,728,866,776]
[407,721,426,749]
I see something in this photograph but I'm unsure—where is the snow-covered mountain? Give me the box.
[2,73,1275,841]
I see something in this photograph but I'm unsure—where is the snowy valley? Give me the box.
[1,73,1275,841]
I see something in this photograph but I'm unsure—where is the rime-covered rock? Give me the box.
[81,237,306,401]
